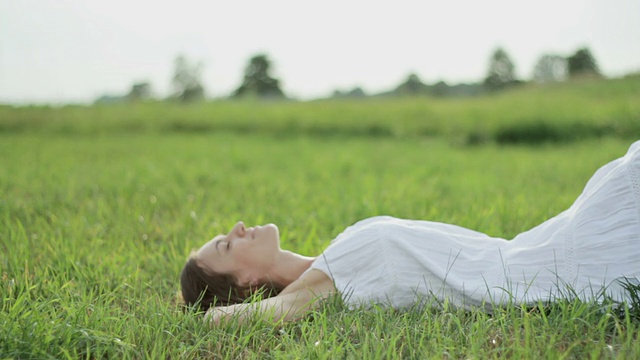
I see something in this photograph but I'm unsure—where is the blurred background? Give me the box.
[1,0,639,104]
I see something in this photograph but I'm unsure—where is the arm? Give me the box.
[205,269,336,325]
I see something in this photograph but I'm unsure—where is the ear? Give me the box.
[239,278,261,297]
[236,273,259,288]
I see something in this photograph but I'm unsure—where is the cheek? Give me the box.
[232,239,253,254]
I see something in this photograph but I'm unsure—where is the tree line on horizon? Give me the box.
[97,47,604,104]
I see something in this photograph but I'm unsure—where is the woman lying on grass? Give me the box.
[181,140,640,324]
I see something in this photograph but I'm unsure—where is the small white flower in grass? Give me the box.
[190,211,197,220]
[314,341,321,347]
[142,234,148,240]
[138,216,145,223]
[149,195,157,204]
[603,344,614,355]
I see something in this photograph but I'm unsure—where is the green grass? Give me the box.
[2,77,640,358]
[1,75,639,144]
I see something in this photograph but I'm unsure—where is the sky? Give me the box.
[1,0,639,103]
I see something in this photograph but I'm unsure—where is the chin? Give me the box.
[262,223,280,244]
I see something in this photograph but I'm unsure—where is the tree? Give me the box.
[431,80,449,97]
[533,54,568,83]
[567,47,601,78]
[483,48,517,91]
[393,73,430,95]
[332,87,367,99]
[172,55,205,102]
[126,81,152,101]
[232,54,285,99]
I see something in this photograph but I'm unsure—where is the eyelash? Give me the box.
[226,241,231,250]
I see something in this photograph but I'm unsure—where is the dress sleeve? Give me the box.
[308,217,395,307]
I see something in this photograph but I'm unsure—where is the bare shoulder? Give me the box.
[280,269,336,298]
[258,269,336,322]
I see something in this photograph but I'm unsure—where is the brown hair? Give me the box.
[179,255,284,312]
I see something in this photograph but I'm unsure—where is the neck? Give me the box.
[265,250,315,287]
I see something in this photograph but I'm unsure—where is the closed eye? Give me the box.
[226,241,231,250]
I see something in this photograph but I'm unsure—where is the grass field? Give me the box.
[2,77,640,358]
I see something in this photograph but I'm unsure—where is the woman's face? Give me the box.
[196,221,281,286]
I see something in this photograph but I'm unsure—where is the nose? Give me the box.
[232,221,246,236]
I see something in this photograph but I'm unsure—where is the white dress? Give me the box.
[309,141,640,310]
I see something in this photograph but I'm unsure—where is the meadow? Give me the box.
[1,76,640,358]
